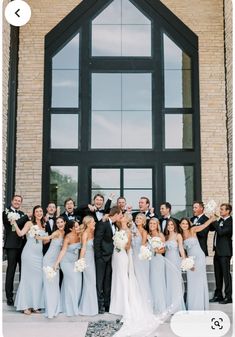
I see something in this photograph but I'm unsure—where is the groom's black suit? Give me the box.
[94,219,115,312]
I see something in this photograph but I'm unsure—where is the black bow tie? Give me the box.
[68,213,74,216]
[96,209,104,213]
[48,217,54,220]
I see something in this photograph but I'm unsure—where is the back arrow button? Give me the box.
[15,9,20,17]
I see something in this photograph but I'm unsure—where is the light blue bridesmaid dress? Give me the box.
[183,237,209,310]
[43,237,63,318]
[15,229,46,310]
[131,232,152,308]
[165,240,185,312]
[60,242,82,316]
[78,239,98,316]
[149,243,167,314]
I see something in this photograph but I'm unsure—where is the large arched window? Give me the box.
[43,0,200,217]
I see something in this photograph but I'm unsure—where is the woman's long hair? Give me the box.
[164,218,178,239]
[178,217,192,235]
[31,205,45,227]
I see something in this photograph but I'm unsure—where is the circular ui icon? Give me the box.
[5,0,31,27]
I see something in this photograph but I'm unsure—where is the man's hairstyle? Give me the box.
[140,197,150,205]
[161,202,172,211]
[220,203,232,214]
[117,196,126,202]
[47,201,57,207]
[93,193,104,201]
[109,206,121,216]
[64,197,75,207]
[193,201,204,209]
[12,194,23,202]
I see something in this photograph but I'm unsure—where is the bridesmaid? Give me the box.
[13,205,46,314]
[53,220,82,316]
[179,216,216,310]
[36,216,65,318]
[165,218,186,313]
[78,216,98,316]
[132,213,152,308]
[148,217,167,314]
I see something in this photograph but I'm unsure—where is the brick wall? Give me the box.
[2,0,11,207]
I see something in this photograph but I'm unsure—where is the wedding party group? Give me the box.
[2,194,233,336]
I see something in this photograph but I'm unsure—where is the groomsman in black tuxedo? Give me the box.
[60,197,83,227]
[210,203,233,304]
[159,202,179,234]
[191,201,209,256]
[132,197,157,231]
[82,193,114,223]
[3,195,29,305]
[43,202,58,255]
[117,196,133,214]
[94,206,123,314]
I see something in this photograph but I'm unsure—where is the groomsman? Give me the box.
[132,197,156,230]
[159,202,179,234]
[83,193,113,222]
[117,196,133,214]
[94,206,123,314]
[3,195,29,305]
[43,202,58,255]
[210,203,233,304]
[60,197,83,225]
[191,201,209,256]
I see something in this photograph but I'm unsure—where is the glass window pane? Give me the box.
[122,110,152,148]
[51,114,78,148]
[122,25,151,56]
[163,34,191,70]
[92,74,121,110]
[124,189,152,210]
[92,0,121,24]
[92,25,121,56]
[50,166,78,209]
[165,165,194,210]
[165,114,193,149]
[122,73,151,110]
[52,33,79,70]
[52,70,79,108]
[122,0,151,24]
[92,169,120,188]
[124,169,152,188]
[91,110,121,148]
[164,69,192,108]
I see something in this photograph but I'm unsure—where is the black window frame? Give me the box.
[42,0,201,214]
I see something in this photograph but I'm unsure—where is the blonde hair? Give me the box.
[149,217,161,233]
[135,213,147,226]
[82,216,94,231]
[123,212,133,228]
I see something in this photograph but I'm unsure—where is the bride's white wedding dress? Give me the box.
[111,248,163,337]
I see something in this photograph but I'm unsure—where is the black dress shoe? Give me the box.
[98,307,105,314]
[7,299,14,306]
[219,298,232,304]
[209,297,223,303]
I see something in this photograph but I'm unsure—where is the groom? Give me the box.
[94,206,123,314]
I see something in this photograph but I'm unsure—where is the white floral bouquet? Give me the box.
[74,258,87,272]
[138,245,152,261]
[28,225,41,242]
[150,236,165,250]
[113,230,128,252]
[181,256,195,271]
[43,266,57,281]
[5,208,20,231]
[204,199,217,216]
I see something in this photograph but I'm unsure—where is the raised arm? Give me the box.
[192,215,217,233]
[53,236,70,270]
[35,230,59,242]
[177,233,186,259]
[79,232,88,259]
[13,220,31,237]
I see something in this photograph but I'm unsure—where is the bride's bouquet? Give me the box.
[5,208,20,231]
[28,225,41,243]
[150,236,165,250]
[43,266,57,281]
[181,256,195,271]
[138,245,152,261]
[74,258,87,272]
[113,230,128,252]
[204,199,217,216]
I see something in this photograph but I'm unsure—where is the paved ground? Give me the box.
[2,301,233,337]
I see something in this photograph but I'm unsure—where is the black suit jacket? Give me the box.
[159,216,179,234]
[60,207,83,224]
[3,207,28,249]
[79,199,112,223]
[191,214,209,256]
[211,216,233,257]
[94,220,114,261]
[43,218,57,255]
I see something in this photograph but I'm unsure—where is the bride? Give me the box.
[109,212,163,337]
